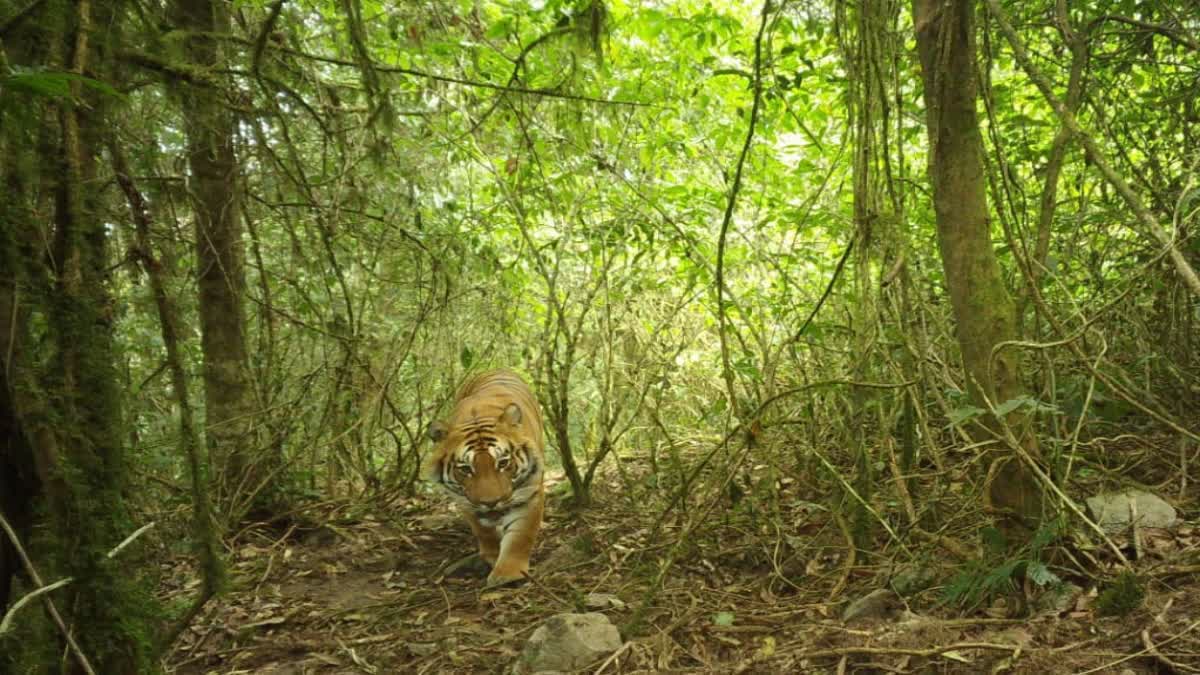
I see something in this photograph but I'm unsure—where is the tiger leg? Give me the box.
[466,513,501,567]
[486,492,544,586]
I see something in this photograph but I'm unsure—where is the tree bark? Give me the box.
[110,143,226,655]
[0,232,39,620]
[172,0,266,516]
[0,0,162,670]
[0,25,43,617]
[912,0,1043,529]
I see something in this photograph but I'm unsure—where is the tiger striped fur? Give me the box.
[424,369,545,586]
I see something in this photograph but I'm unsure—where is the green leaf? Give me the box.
[634,9,666,41]
[2,69,124,101]
[485,17,514,40]
[1024,561,1060,587]
[994,396,1031,417]
[947,406,985,425]
[460,345,474,369]
[713,611,735,626]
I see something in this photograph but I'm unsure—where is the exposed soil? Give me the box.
[165,453,1200,674]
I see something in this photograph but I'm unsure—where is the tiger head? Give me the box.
[424,403,541,515]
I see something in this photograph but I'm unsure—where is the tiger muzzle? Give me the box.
[473,496,508,518]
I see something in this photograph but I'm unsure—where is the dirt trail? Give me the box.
[166,469,1200,674]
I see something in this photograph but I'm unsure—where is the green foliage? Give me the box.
[943,521,1063,611]
[1,68,124,101]
[5,0,1197,663]
[1097,572,1144,617]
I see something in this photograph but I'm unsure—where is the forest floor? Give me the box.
[163,441,1200,674]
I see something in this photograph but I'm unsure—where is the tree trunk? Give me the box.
[0,248,39,619]
[173,0,267,516]
[110,143,226,655]
[547,345,588,508]
[0,28,43,617]
[0,0,161,670]
[912,0,1043,529]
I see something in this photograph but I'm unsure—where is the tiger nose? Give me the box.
[478,497,502,508]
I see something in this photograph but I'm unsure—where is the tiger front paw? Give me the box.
[484,568,529,589]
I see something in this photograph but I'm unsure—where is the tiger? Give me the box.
[424,369,546,587]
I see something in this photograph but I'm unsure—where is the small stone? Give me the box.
[841,589,901,623]
[584,593,626,610]
[514,612,622,674]
[1086,490,1177,534]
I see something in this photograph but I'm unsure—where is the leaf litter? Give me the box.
[163,441,1200,674]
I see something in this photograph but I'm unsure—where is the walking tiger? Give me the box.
[424,369,546,586]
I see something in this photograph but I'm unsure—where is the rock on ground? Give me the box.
[842,589,902,623]
[514,612,622,674]
[1086,490,1177,534]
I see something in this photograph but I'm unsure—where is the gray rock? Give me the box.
[841,589,901,623]
[514,612,622,674]
[1086,490,1177,534]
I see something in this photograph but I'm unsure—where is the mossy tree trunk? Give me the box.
[911,0,1044,529]
[0,10,44,616]
[0,189,40,620]
[172,0,273,518]
[1,0,160,671]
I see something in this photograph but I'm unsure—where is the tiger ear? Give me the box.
[427,421,448,442]
[501,403,522,426]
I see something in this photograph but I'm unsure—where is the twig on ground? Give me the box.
[1076,619,1200,674]
[1141,628,1199,673]
[592,639,634,674]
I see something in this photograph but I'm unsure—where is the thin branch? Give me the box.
[110,141,224,656]
[1032,0,1089,285]
[209,31,651,106]
[716,0,773,412]
[381,63,648,107]
[986,0,1200,298]
[0,514,153,673]
[787,237,855,344]
[117,49,218,87]
[0,578,72,635]
[251,0,286,73]
[1090,14,1200,52]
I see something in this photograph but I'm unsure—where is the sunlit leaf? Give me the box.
[713,611,735,626]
